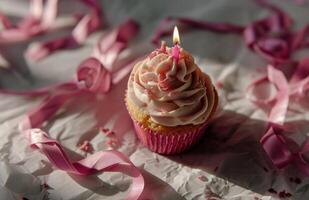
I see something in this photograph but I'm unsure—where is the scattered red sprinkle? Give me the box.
[101,128,110,133]
[41,183,50,189]
[100,127,121,149]
[198,175,207,182]
[101,128,115,137]
[106,137,120,148]
[268,188,277,194]
[78,140,93,153]
[216,81,224,89]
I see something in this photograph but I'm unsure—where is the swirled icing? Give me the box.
[127,46,215,127]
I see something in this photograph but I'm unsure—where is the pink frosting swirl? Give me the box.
[127,46,216,127]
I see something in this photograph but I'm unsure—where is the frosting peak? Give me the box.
[127,46,215,127]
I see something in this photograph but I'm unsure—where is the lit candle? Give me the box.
[172,26,180,63]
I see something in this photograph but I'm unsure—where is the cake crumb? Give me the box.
[79,140,93,153]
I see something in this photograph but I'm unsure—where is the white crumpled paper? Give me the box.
[1,0,309,199]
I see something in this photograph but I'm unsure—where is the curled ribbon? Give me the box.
[1,19,144,199]
[0,0,59,43]
[248,63,309,175]
[151,0,309,66]
[77,58,112,93]
[25,0,103,61]
[21,127,144,199]
[150,0,309,177]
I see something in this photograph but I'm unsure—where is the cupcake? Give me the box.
[126,39,218,154]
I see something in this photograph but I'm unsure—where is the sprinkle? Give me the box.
[78,140,93,153]
[102,128,110,133]
[41,183,51,190]
[106,138,120,149]
[101,127,115,137]
[216,81,224,89]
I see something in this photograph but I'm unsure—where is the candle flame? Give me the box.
[173,26,180,45]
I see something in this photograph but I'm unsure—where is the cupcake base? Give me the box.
[132,120,208,154]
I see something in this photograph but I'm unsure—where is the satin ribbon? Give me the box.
[150,0,309,176]
[148,0,309,177]
[151,0,309,66]
[248,63,309,175]
[25,0,103,61]
[0,0,59,43]
[1,19,144,199]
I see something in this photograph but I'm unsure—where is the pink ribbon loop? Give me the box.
[93,19,140,68]
[0,0,58,43]
[247,65,289,124]
[23,128,144,200]
[247,63,309,175]
[0,13,12,29]
[26,36,79,61]
[76,57,112,93]
[261,127,293,169]
[261,125,309,177]
[243,8,293,63]
[2,17,144,199]
[22,126,144,199]
[25,0,103,61]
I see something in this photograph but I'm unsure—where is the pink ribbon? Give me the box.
[261,126,309,176]
[151,0,309,67]
[248,63,309,175]
[149,0,309,176]
[21,128,144,199]
[1,19,144,199]
[0,0,58,43]
[92,19,140,70]
[25,0,103,61]
[146,0,309,176]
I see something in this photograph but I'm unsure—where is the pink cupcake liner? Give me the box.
[132,120,208,155]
